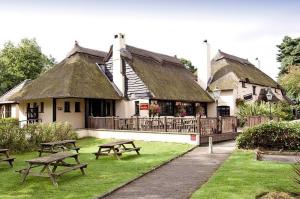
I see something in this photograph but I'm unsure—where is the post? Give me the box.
[164,116,167,132]
[197,116,201,146]
[269,102,272,120]
[208,136,213,154]
[136,116,139,131]
[112,116,115,130]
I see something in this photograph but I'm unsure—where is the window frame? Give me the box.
[40,102,44,113]
[64,101,71,113]
[242,82,246,88]
[75,102,81,113]
[134,101,140,116]
[252,86,256,95]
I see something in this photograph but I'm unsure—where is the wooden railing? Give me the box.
[247,116,279,128]
[88,116,238,135]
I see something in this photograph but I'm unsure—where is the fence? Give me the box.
[88,116,238,135]
[247,116,279,128]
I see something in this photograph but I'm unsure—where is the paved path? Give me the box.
[102,141,236,199]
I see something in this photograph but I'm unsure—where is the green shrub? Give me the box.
[237,102,294,126]
[237,121,300,150]
[0,118,19,125]
[0,122,77,153]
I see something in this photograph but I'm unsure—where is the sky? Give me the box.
[0,0,299,80]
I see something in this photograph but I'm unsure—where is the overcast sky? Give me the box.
[0,0,299,80]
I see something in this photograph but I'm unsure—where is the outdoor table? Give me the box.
[0,149,15,167]
[38,140,80,157]
[94,140,141,160]
[17,151,87,187]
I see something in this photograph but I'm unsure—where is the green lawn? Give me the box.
[191,150,299,199]
[0,137,192,199]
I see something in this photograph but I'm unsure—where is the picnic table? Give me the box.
[38,140,80,157]
[94,140,141,160]
[0,149,15,167]
[17,151,87,187]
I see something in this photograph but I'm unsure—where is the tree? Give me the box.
[277,36,300,76]
[0,38,55,95]
[180,58,197,73]
[279,66,300,99]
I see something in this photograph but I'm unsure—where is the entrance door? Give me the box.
[27,107,39,123]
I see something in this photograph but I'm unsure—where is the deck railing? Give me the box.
[88,116,238,135]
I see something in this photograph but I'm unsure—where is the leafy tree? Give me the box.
[277,36,300,76]
[0,38,55,95]
[180,58,197,73]
[279,66,300,99]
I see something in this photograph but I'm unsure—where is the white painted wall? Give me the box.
[11,104,19,118]
[76,129,200,145]
[19,98,53,125]
[56,98,85,129]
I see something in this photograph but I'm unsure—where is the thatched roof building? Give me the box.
[106,45,213,102]
[0,79,31,104]
[11,43,121,100]
[208,50,280,91]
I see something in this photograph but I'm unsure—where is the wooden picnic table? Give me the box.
[94,140,141,160]
[38,140,80,157]
[17,151,87,187]
[0,149,15,167]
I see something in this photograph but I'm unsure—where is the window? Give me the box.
[5,104,11,118]
[40,102,44,113]
[64,101,70,112]
[135,101,140,116]
[33,102,37,108]
[242,82,246,88]
[275,88,278,93]
[75,102,81,112]
[243,94,253,101]
[253,86,256,95]
[217,106,230,117]
[27,103,30,109]
[158,101,174,116]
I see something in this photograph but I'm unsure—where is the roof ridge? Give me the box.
[66,41,108,59]
[0,79,31,102]
[126,45,182,65]
[216,50,253,65]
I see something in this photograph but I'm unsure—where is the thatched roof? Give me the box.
[122,45,213,102]
[66,41,107,63]
[11,46,121,101]
[209,50,280,90]
[0,79,31,104]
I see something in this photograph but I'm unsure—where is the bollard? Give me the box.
[208,136,213,154]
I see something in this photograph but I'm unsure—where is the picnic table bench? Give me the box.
[16,151,87,187]
[38,140,80,157]
[0,149,15,167]
[94,140,141,160]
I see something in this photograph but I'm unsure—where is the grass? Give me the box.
[0,137,192,199]
[191,150,299,199]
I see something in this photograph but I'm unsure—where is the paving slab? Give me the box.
[101,141,236,199]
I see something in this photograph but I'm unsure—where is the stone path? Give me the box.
[101,141,236,199]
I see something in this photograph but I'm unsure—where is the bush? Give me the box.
[0,122,77,153]
[0,118,19,125]
[237,102,294,126]
[237,121,300,150]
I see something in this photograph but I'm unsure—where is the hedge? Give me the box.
[237,121,300,150]
[0,122,77,153]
